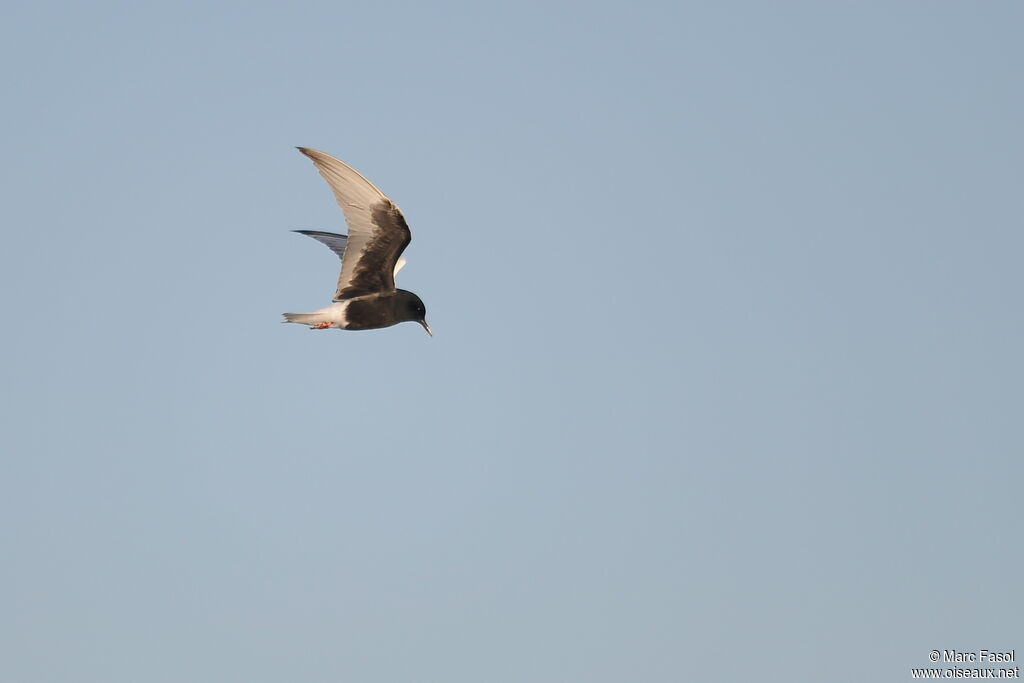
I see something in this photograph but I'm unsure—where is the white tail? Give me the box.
[282,312,327,325]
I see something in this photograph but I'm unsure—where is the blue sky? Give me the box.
[2,2,1021,681]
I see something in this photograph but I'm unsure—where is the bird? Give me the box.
[282,147,432,336]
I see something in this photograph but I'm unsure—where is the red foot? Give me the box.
[311,322,332,329]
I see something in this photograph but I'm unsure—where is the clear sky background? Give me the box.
[1,2,1021,681]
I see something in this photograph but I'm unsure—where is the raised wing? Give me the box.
[297,147,411,300]
[294,230,348,260]
[295,230,407,277]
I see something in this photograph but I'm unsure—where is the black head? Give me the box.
[396,290,432,336]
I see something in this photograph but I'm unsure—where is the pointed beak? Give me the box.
[420,320,433,336]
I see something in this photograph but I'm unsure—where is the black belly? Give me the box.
[344,295,401,330]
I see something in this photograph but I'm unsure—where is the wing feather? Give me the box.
[293,231,349,260]
[297,147,412,300]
